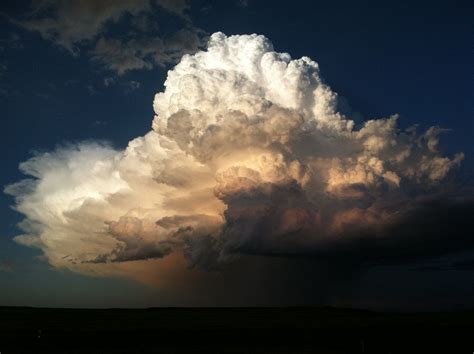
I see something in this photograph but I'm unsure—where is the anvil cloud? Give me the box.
[5,33,470,284]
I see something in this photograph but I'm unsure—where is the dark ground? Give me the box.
[0,306,473,353]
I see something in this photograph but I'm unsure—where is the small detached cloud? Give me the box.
[123,80,140,93]
[0,260,13,272]
[91,28,205,75]
[156,0,191,19]
[102,78,140,93]
[237,0,249,8]
[103,77,115,87]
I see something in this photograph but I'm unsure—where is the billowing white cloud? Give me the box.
[5,33,466,283]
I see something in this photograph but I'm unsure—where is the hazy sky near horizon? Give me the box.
[0,0,473,309]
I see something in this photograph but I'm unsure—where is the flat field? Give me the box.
[0,306,473,353]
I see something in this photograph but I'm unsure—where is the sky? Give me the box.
[0,0,473,310]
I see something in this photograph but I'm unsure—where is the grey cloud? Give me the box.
[92,37,156,74]
[103,77,115,86]
[157,0,191,19]
[0,260,13,272]
[125,80,140,91]
[13,0,206,75]
[90,214,222,264]
[91,28,205,75]
[18,0,151,54]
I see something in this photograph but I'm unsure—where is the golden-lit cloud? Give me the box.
[5,33,467,284]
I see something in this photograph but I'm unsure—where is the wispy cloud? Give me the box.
[18,0,151,54]
[11,0,206,75]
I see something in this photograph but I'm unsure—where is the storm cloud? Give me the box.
[5,33,472,287]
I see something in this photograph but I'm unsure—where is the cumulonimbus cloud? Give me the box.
[5,33,472,284]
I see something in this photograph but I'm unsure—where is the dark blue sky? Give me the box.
[0,0,472,309]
